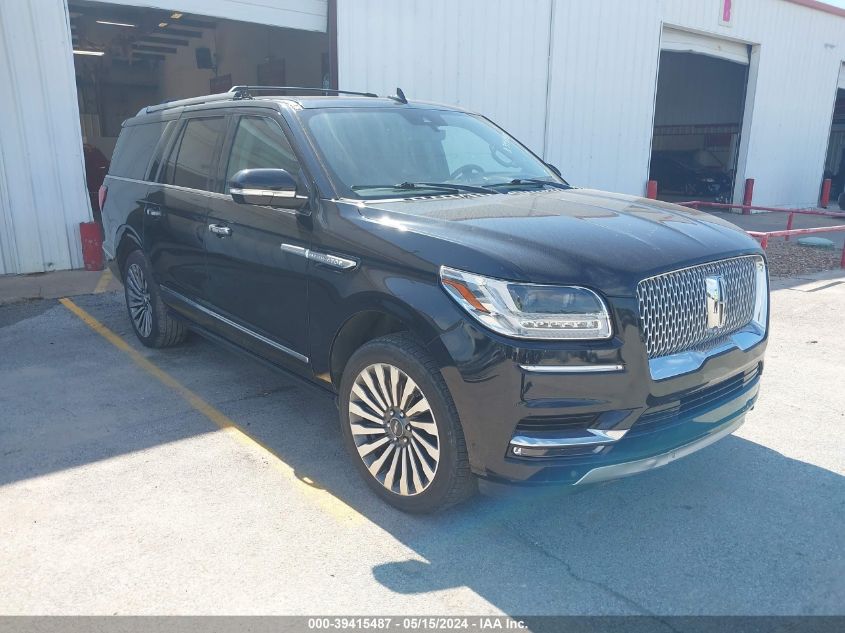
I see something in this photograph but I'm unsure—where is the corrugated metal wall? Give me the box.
[2,0,844,274]
[336,0,552,154]
[0,0,91,275]
[0,0,327,275]
[339,0,845,208]
[93,0,328,32]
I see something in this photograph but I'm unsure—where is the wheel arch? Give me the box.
[327,295,454,389]
[114,226,143,277]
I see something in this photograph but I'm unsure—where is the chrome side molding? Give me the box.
[230,187,296,198]
[160,286,309,364]
[280,243,357,271]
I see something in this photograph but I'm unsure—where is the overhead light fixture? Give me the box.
[158,21,168,27]
[171,12,183,19]
[73,49,105,56]
[96,20,136,27]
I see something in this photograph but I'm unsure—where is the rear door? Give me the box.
[203,112,312,369]
[145,114,228,303]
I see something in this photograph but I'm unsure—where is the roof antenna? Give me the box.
[388,87,407,104]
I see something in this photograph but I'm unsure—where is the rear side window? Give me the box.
[109,121,168,180]
[224,116,300,191]
[162,117,226,190]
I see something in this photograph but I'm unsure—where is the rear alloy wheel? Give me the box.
[339,333,475,513]
[126,262,153,338]
[122,250,187,348]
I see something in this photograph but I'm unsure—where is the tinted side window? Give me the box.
[147,120,176,180]
[107,126,136,178]
[164,117,226,190]
[224,117,300,191]
[109,121,169,180]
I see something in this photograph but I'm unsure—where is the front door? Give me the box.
[204,114,311,370]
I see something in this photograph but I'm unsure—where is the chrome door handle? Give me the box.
[208,224,232,237]
[145,205,162,218]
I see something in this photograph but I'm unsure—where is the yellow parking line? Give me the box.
[59,297,362,523]
[94,269,113,294]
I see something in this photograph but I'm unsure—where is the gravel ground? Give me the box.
[763,239,842,277]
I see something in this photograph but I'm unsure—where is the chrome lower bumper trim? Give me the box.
[519,364,624,374]
[649,324,766,381]
[511,428,629,451]
[574,415,745,485]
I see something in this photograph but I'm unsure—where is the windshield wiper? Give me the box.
[489,178,571,191]
[415,181,498,194]
[351,181,495,195]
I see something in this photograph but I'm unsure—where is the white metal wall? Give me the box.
[336,0,552,155]
[0,0,90,275]
[339,0,845,208]
[0,0,327,275]
[93,0,327,32]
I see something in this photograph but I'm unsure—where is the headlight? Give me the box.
[439,266,613,340]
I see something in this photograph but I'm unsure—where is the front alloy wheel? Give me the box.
[349,363,440,496]
[338,333,476,513]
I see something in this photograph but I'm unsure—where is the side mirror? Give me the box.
[229,168,308,211]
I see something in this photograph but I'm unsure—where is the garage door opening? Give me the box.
[823,84,845,210]
[70,0,330,222]
[649,29,750,204]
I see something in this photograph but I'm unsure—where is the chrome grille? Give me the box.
[637,256,760,359]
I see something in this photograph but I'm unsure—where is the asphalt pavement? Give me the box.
[1,273,843,615]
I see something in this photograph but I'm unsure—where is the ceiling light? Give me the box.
[73,49,105,56]
[96,20,136,27]
[171,12,183,19]
[158,21,168,27]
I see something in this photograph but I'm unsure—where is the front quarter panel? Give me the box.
[307,200,467,379]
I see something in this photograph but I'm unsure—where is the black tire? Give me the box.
[122,250,187,348]
[338,333,476,513]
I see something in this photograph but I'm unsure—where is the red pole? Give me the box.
[646,180,658,199]
[785,212,795,241]
[760,234,769,249]
[742,178,754,215]
[821,178,832,208]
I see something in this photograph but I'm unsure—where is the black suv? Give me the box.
[101,86,769,513]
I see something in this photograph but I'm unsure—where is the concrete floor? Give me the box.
[1,273,843,615]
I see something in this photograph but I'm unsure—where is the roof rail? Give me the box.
[137,85,381,116]
[140,91,234,115]
[229,85,379,99]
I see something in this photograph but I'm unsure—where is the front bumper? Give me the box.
[435,303,766,486]
[574,413,745,485]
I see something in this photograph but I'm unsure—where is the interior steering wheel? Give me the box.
[449,163,485,182]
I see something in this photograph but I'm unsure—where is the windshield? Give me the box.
[300,107,564,199]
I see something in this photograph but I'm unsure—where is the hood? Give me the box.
[353,188,762,296]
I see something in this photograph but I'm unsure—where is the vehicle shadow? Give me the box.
[3,293,843,615]
[171,327,843,615]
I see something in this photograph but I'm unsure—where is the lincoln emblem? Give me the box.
[705,275,726,329]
